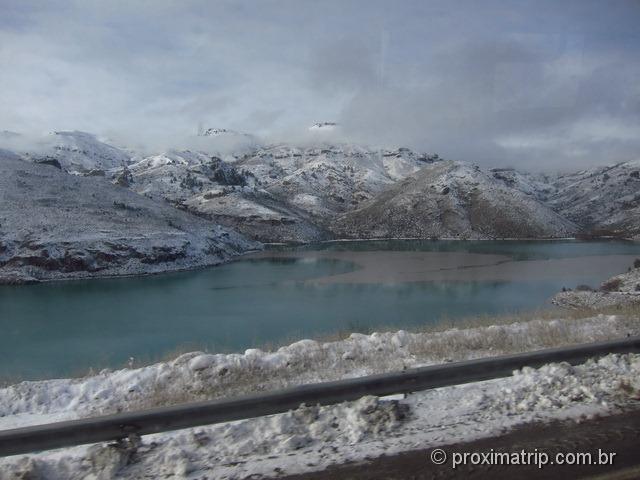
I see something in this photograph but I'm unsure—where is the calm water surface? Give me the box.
[2,240,639,380]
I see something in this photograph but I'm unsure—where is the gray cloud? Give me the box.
[0,0,638,170]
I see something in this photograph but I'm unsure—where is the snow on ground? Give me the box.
[16,131,132,173]
[3,314,638,423]
[1,314,640,478]
[0,315,640,480]
[2,352,639,479]
[0,156,257,284]
[334,160,577,240]
[552,267,640,309]
[548,158,640,237]
[235,144,431,221]
[553,290,640,309]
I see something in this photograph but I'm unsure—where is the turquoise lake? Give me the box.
[2,240,639,381]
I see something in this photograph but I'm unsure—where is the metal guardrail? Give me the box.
[1,336,639,457]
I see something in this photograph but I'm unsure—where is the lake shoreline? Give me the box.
[3,240,640,381]
[4,237,638,286]
[0,248,266,287]
[264,236,640,247]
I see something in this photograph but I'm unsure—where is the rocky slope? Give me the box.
[489,168,555,202]
[334,161,577,239]
[0,155,257,284]
[546,160,640,238]
[552,264,640,310]
[108,143,438,243]
[235,144,439,221]
[116,149,327,243]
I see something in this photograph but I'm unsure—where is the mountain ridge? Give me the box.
[1,128,637,284]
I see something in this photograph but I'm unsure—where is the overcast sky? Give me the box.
[1,0,639,169]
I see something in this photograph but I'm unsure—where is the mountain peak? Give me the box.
[200,128,251,137]
[309,122,338,131]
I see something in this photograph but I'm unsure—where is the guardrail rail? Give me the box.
[1,336,639,457]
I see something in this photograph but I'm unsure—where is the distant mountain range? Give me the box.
[1,128,638,282]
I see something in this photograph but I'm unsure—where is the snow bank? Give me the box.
[2,353,639,479]
[1,315,640,478]
[2,314,637,424]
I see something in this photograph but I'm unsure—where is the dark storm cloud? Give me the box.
[0,0,638,170]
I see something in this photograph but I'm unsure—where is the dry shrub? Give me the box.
[601,278,623,292]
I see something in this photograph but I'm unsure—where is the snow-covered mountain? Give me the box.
[2,126,638,253]
[106,143,440,243]
[547,160,640,237]
[27,131,132,173]
[116,149,325,243]
[124,150,253,201]
[235,144,439,222]
[309,122,338,131]
[0,154,256,284]
[334,161,577,239]
[0,130,132,173]
[200,127,255,140]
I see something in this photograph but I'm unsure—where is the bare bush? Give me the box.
[601,278,623,292]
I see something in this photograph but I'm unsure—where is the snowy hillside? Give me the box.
[110,143,439,243]
[0,155,257,284]
[236,144,439,222]
[123,150,254,202]
[547,160,640,237]
[489,168,555,202]
[25,131,132,173]
[334,161,577,239]
[3,127,639,245]
[114,149,327,243]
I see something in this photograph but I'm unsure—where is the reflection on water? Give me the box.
[277,238,640,261]
[1,240,639,380]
